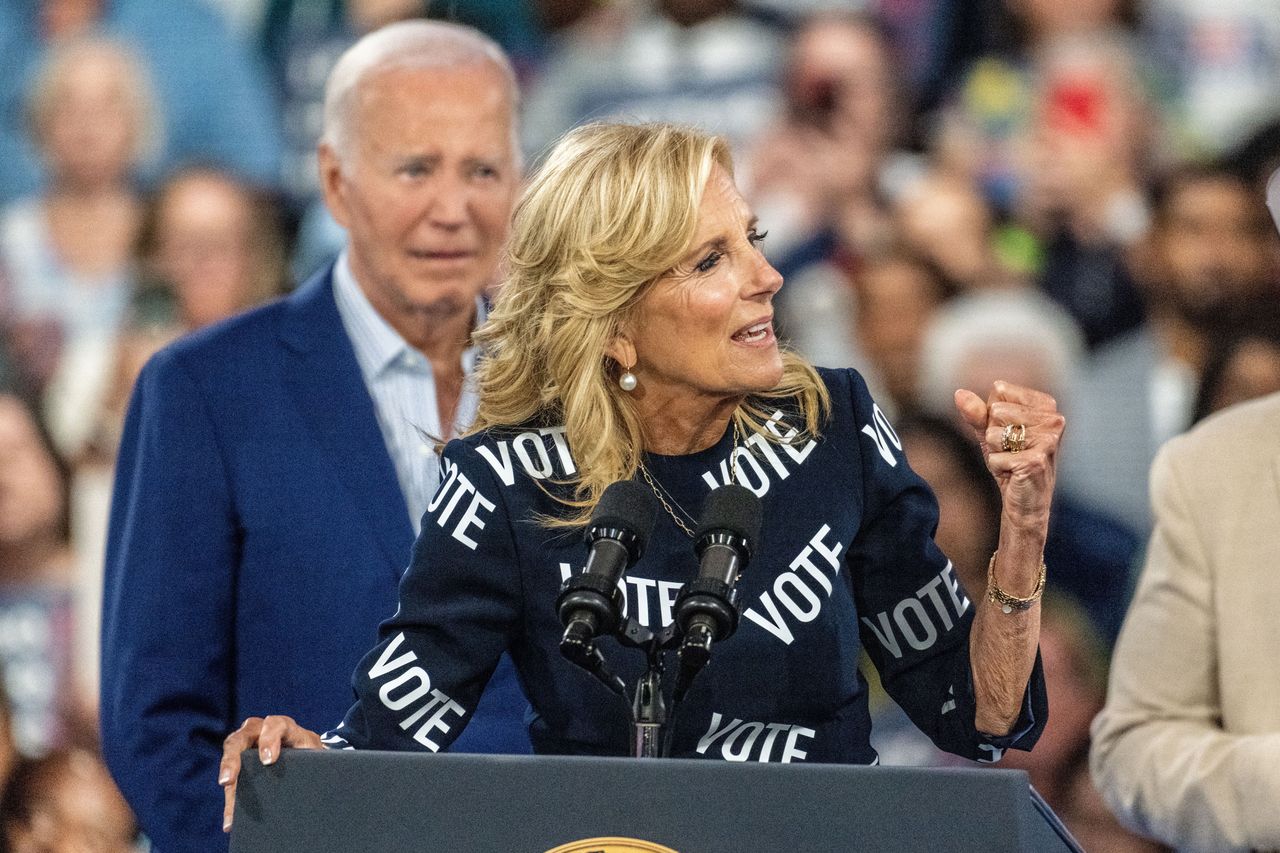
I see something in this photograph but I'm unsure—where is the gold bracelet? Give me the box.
[986,551,1046,613]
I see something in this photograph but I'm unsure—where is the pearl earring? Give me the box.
[619,370,638,392]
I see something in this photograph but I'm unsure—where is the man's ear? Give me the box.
[317,142,352,231]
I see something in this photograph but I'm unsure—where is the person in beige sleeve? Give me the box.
[1090,390,1280,852]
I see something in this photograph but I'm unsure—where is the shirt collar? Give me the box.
[331,250,488,382]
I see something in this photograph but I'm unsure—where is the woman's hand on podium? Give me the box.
[219,715,323,832]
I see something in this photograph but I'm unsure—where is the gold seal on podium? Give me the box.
[544,837,679,853]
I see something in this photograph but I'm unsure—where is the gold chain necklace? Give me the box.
[638,419,742,538]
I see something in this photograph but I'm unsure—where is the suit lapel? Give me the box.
[279,268,414,580]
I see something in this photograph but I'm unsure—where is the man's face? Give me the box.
[320,62,518,335]
[1155,178,1272,325]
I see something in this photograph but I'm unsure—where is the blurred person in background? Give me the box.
[0,38,151,462]
[746,12,905,273]
[0,680,17,793]
[1191,313,1280,424]
[917,292,1138,642]
[1144,0,1280,158]
[0,393,83,759]
[0,748,137,853]
[891,168,1019,294]
[1060,162,1277,537]
[520,0,784,163]
[1013,32,1159,350]
[930,0,1142,217]
[780,250,949,415]
[0,0,281,205]
[69,166,290,707]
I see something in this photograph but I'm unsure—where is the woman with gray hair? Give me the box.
[219,122,1062,821]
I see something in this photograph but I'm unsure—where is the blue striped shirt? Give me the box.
[332,252,483,534]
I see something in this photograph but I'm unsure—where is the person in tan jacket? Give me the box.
[1090,390,1280,851]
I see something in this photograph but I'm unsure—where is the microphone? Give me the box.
[675,484,762,673]
[557,480,658,655]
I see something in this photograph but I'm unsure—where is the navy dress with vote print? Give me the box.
[324,368,1046,764]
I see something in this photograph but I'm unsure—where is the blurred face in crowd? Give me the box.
[4,752,136,853]
[854,258,943,408]
[319,61,518,345]
[1153,177,1273,325]
[895,175,995,290]
[0,397,64,554]
[35,47,142,189]
[785,16,895,195]
[1009,0,1125,40]
[152,172,263,330]
[619,165,783,404]
[1206,339,1280,415]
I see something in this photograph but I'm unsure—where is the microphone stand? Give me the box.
[609,618,692,758]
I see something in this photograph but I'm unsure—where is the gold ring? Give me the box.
[1001,423,1027,453]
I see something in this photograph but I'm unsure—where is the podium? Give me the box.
[230,751,1080,852]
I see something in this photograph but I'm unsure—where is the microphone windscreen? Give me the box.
[694,484,762,555]
[590,479,659,541]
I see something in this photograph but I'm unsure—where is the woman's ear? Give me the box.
[605,334,636,371]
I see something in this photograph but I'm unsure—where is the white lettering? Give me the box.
[378,667,433,710]
[426,459,460,512]
[539,426,577,475]
[732,447,770,497]
[775,573,822,622]
[893,598,939,651]
[781,726,817,763]
[368,633,415,679]
[722,721,764,761]
[434,472,475,528]
[860,612,903,660]
[860,403,903,467]
[745,432,790,478]
[475,443,515,487]
[411,691,466,751]
[452,488,496,550]
[743,593,796,645]
[696,713,740,754]
[513,432,553,479]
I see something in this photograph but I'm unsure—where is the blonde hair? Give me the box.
[471,122,829,524]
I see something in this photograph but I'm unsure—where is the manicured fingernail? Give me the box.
[223,816,232,832]
[262,748,273,764]
[218,770,231,785]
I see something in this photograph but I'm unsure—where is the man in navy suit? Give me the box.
[100,22,530,853]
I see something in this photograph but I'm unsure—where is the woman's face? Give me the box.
[40,51,139,187]
[621,165,784,404]
[154,174,257,329]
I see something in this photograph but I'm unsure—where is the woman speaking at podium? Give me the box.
[220,122,1059,825]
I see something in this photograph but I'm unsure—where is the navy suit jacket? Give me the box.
[100,267,530,853]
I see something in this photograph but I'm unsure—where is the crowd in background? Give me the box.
[0,0,1277,849]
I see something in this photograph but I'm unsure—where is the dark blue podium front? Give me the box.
[230,751,1079,852]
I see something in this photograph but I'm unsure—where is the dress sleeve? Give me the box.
[1089,442,1280,851]
[323,440,523,752]
[841,371,1046,762]
[100,350,238,853]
